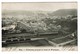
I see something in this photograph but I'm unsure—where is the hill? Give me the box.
[48,9,77,17]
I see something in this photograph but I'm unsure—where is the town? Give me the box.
[2,10,77,47]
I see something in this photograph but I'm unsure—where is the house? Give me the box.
[2,25,16,30]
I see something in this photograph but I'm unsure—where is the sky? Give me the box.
[2,2,77,11]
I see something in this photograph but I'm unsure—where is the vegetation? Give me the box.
[2,9,77,35]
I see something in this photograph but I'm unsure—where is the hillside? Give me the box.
[48,9,77,17]
[2,9,77,19]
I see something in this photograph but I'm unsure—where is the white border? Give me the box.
[1,0,77,2]
[0,0,79,54]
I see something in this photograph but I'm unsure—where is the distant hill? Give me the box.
[48,9,77,16]
[2,9,77,19]
[2,10,49,15]
[2,10,50,20]
[2,10,49,18]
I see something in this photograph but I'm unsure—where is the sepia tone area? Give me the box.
[2,2,77,51]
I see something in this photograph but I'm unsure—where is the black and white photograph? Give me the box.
[2,2,77,51]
